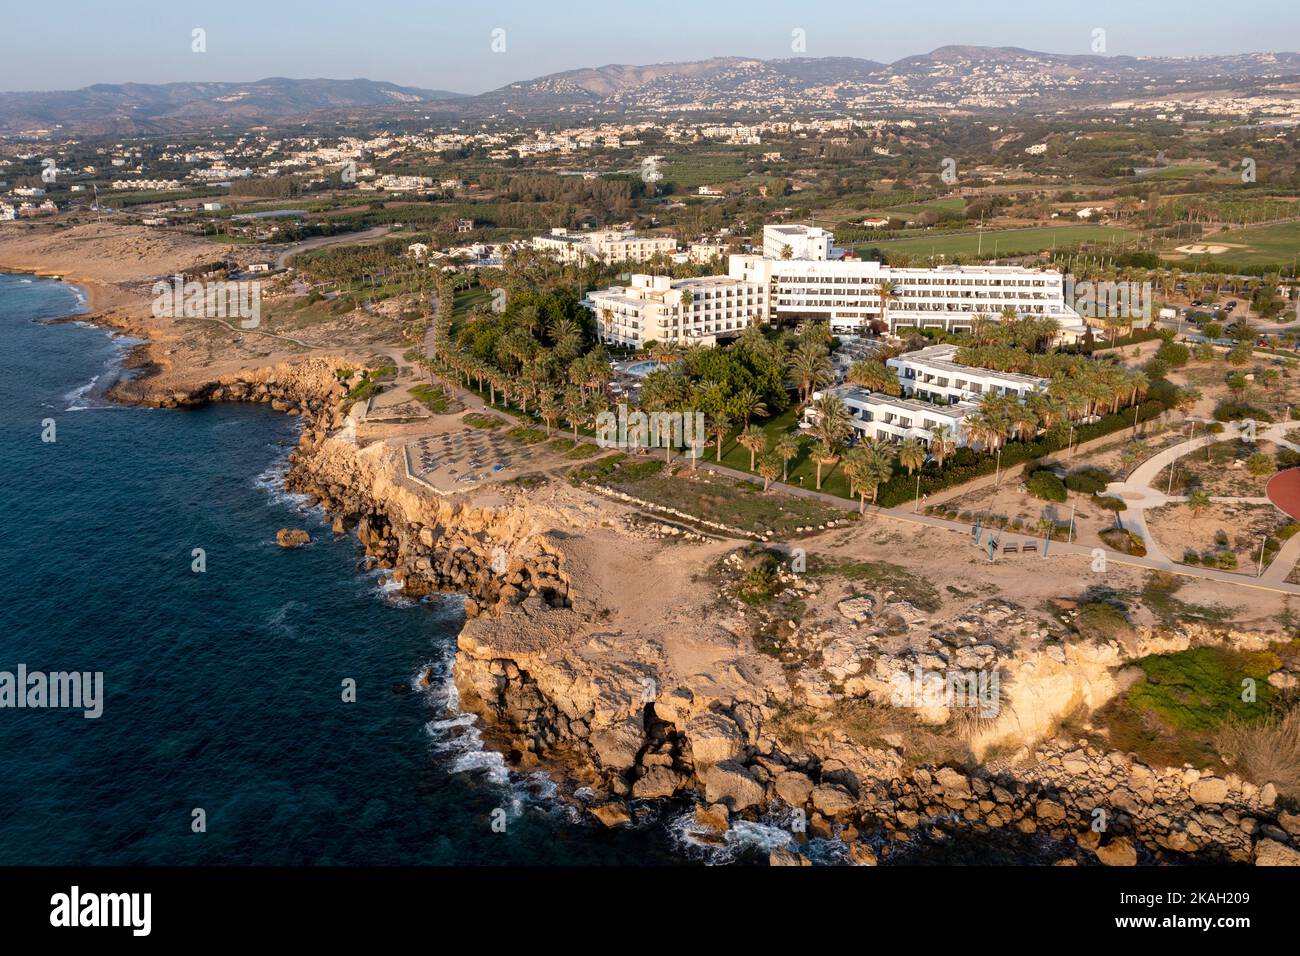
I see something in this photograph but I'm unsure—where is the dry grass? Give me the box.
[1215,706,1300,798]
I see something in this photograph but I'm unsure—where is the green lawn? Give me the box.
[1163,221,1300,270]
[714,406,876,504]
[858,224,1139,261]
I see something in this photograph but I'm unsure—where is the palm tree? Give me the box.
[929,424,956,472]
[812,440,840,492]
[775,433,800,481]
[876,280,899,331]
[864,443,896,507]
[1187,488,1211,515]
[898,437,926,476]
[562,388,586,441]
[757,453,781,491]
[809,393,852,489]
[787,342,833,404]
[847,359,901,396]
[711,409,733,463]
[738,425,768,471]
[539,393,560,436]
[1008,403,1039,443]
[733,387,769,426]
[841,446,870,504]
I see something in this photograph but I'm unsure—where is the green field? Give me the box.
[879,197,967,215]
[1164,221,1300,270]
[857,224,1139,261]
[661,157,747,189]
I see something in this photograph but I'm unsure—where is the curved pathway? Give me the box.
[1102,419,1300,580]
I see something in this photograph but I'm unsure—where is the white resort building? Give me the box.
[730,225,1087,340]
[809,384,976,447]
[584,273,765,348]
[807,344,1049,449]
[888,344,1050,405]
[533,227,678,264]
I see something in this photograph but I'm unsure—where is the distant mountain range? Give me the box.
[5,47,1300,134]
[0,77,465,134]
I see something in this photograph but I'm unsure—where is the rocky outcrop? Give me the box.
[276,528,311,548]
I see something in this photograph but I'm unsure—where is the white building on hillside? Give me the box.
[584,273,765,348]
[888,344,1050,405]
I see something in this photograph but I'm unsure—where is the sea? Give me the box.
[0,272,726,865]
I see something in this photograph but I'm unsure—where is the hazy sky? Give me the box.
[3,0,1297,94]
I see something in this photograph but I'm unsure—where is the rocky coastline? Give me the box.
[104,353,1300,867]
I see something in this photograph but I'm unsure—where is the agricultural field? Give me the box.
[857,223,1139,261]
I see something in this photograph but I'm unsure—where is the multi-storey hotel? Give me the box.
[532,227,678,265]
[810,385,976,447]
[807,344,1050,449]
[888,344,1050,405]
[584,274,766,348]
[730,225,1087,340]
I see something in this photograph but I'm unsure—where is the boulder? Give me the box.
[1095,837,1138,867]
[1254,838,1300,866]
[1035,799,1067,824]
[1190,776,1229,806]
[769,847,810,867]
[694,802,730,834]
[589,801,631,828]
[686,712,745,767]
[631,765,682,800]
[811,784,857,819]
[590,716,645,772]
[276,528,311,548]
[703,761,765,811]
[773,770,815,806]
[847,842,878,866]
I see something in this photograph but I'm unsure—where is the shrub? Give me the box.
[1075,602,1132,642]
[1213,401,1273,424]
[1026,471,1067,502]
[1278,450,1300,468]
[1215,708,1300,798]
[1100,526,1146,556]
[1246,452,1275,478]
[1182,549,1201,564]
[1155,340,1190,367]
[1065,467,1110,495]
[1091,493,1127,512]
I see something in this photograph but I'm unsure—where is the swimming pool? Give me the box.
[625,360,667,378]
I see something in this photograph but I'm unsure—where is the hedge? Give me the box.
[876,399,1169,507]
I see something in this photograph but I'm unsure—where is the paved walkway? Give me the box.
[1099,420,1300,582]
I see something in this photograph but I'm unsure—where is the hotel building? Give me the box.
[584,273,765,348]
[888,344,1050,405]
[533,228,678,265]
[730,225,1087,340]
[807,344,1049,449]
[809,384,976,447]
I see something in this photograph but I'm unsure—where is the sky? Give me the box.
[3,0,1298,94]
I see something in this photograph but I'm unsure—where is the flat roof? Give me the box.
[892,344,1049,387]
